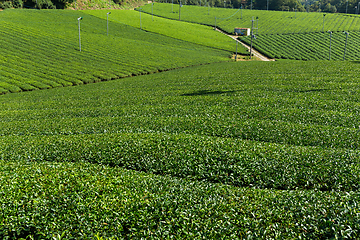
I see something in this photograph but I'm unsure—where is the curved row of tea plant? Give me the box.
[0,9,231,94]
[1,159,359,239]
[1,60,360,237]
[1,61,360,191]
[1,132,360,191]
[137,3,360,60]
[242,31,360,60]
[138,3,360,35]
[82,9,248,54]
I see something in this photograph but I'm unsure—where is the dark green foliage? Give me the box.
[51,0,74,9]
[1,160,359,239]
[156,0,304,11]
[1,60,360,192]
[253,0,301,11]
[2,132,360,191]
[0,0,22,9]
[35,0,56,9]
[13,0,23,8]
[0,1,13,8]
[1,9,360,238]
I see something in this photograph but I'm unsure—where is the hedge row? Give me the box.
[1,131,360,191]
[0,160,359,239]
[243,31,360,60]
[0,9,231,94]
[139,3,360,35]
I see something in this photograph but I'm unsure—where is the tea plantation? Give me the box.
[82,9,248,54]
[139,3,360,60]
[1,59,360,238]
[139,3,360,35]
[0,9,235,94]
[243,31,360,60]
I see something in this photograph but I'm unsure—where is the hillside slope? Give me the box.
[138,3,360,60]
[0,9,232,94]
[139,3,360,35]
[83,9,248,53]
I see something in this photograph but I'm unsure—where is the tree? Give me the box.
[254,0,303,11]
[323,2,336,12]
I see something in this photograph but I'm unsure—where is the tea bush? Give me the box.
[83,9,248,54]
[139,3,360,35]
[139,3,360,60]
[0,160,359,239]
[0,9,231,94]
[1,10,360,237]
[242,31,360,60]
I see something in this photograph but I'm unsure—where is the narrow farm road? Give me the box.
[215,28,274,61]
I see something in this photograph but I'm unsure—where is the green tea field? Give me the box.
[139,3,360,34]
[1,6,360,240]
[1,60,360,238]
[0,9,236,94]
[243,31,360,60]
[139,3,360,60]
[82,9,248,54]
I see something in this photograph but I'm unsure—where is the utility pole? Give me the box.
[267,0,269,10]
[235,40,238,60]
[343,31,349,60]
[322,14,326,33]
[78,17,83,52]
[346,0,348,14]
[179,0,182,21]
[107,12,111,36]
[139,8,142,30]
[250,17,255,59]
[327,30,332,60]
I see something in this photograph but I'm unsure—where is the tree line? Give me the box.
[0,0,356,14]
[157,0,357,13]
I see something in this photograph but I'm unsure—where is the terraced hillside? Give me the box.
[139,3,360,35]
[1,60,360,238]
[83,9,248,53]
[243,31,360,60]
[139,3,360,60]
[0,9,234,94]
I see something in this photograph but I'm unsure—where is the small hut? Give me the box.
[234,28,250,36]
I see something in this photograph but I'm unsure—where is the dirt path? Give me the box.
[215,28,274,61]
